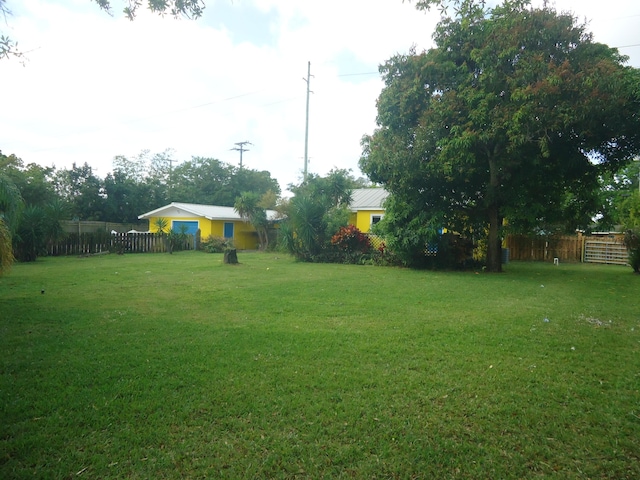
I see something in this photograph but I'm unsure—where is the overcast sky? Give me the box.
[1,0,639,194]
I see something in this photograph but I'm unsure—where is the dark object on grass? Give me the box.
[624,230,640,273]
[224,249,238,264]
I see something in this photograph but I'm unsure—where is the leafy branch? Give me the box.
[93,0,205,21]
[0,0,207,62]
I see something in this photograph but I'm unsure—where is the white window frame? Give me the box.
[370,214,384,226]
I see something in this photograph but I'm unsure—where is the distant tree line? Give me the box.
[0,149,280,269]
[1,149,280,224]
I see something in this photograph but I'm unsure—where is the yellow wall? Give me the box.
[350,209,385,233]
[228,221,260,250]
[147,216,260,250]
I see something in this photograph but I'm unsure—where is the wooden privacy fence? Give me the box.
[505,234,584,262]
[61,220,149,234]
[47,232,194,256]
[505,233,630,265]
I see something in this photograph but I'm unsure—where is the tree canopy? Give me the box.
[597,159,640,230]
[361,0,640,271]
[93,0,205,21]
[0,0,21,61]
[1,0,206,60]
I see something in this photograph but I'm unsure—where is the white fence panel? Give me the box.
[583,239,628,265]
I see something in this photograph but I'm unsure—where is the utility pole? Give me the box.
[303,61,312,182]
[231,141,252,168]
[168,157,178,201]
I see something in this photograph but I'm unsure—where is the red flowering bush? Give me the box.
[331,225,371,254]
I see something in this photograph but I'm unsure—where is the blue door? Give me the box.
[172,221,199,248]
[223,222,234,239]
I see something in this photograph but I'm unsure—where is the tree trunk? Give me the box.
[256,228,264,251]
[486,203,502,272]
[224,249,238,264]
[486,155,503,273]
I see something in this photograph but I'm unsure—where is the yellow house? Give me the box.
[348,188,389,233]
[138,202,278,250]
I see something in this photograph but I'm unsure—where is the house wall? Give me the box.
[147,216,259,250]
[350,209,386,233]
[208,219,258,250]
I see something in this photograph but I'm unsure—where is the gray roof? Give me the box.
[139,202,279,221]
[349,188,389,211]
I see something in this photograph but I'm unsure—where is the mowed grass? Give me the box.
[1,252,639,479]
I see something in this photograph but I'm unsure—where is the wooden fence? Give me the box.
[61,220,149,234]
[505,234,584,262]
[505,233,630,265]
[47,232,194,256]
[583,235,628,265]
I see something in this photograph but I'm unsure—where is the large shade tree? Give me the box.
[360,0,640,271]
[54,163,105,221]
[170,157,280,207]
[1,152,58,208]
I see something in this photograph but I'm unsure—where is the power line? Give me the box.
[123,90,265,125]
[337,71,379,77]
[261,96,303,107]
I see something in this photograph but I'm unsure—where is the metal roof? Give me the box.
[139,202,279,221]
[349,188,389,211]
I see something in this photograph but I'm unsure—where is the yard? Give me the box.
[1,252,639,479]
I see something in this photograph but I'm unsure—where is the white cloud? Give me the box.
[1,0,638,196]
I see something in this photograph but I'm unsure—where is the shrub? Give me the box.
[623,230,640,273]
[330,225,371,264]
[167,230,189,253]
[331,225,370,253]
[201,235,233,253]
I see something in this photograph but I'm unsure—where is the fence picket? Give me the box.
[47,232,194,256]
[583,238,628,265]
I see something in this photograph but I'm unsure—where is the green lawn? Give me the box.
[1,252,639,479]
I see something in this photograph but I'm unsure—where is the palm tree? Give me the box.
[234,192,270,250]
[0,174,23,274]
[0,174,23,230]
[44,199,68,247]
[14,205,47,262]
[153,217,171,252]
[153,217,170,234]
[286,194,327,259]
[0,217,13,275]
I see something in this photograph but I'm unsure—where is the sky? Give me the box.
[1,0,639,195]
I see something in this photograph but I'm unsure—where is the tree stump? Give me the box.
[224,249,238,264]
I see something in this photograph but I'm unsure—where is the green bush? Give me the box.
[624,230,640,273]
[201,235,233,253]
